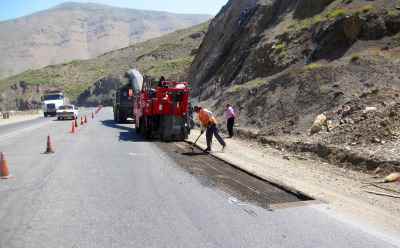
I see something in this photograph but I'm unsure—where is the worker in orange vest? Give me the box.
[194,106,226,152]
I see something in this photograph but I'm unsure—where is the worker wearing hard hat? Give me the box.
[194,106,226,152]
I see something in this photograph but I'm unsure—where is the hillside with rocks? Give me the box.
[0,22,208,109]
[0,2,210,78]
[189,0,400,170]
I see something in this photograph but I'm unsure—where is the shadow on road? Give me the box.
[181,151,207,156]
[101,120,132,132]
[101,119,146,142]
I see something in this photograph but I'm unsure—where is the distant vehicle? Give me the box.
[113,83,134,123]
[56,105,79,120]
[41,91,65,117]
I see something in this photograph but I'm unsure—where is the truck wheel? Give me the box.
[115,110,120,123]
[144,117,152,139]
[135,123,140,133]
[160,124,169,142]
[139,118,145,135]
[118,114,126,124]
[160,129,167,142]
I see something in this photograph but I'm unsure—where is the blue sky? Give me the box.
[0,0,228,21]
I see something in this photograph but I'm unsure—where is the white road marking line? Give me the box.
[128,152,146,157]
[0,121,52,142]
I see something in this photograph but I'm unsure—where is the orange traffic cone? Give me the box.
[75,119,78,128]
[0,152,11,179]
[84,116,88,124]
[44,135,55,154]
[80,116,84,125]
[70,121,76,134]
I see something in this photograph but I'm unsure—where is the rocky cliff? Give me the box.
[189,0,400,146]
[0,2,210,78]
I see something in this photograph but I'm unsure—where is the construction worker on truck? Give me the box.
[194,106,226,152]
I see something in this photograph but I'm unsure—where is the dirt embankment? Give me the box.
[189,0,400,171]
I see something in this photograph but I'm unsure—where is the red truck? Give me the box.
[132,78,192,141]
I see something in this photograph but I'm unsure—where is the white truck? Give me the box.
[41,91,65,117]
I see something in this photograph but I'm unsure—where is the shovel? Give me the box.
[190,131,204,152]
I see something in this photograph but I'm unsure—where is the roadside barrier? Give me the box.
[80,116,84,126]
[0,152,11,179]
[44,135,55,154]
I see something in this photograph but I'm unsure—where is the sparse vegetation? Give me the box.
[288,3,377,33]
[327,8,348,19]
[147,56,194,79]
[0,22,209,104]
[227,78,267,93]
[360,4,374,13]
[273,42,287,53]
[306,63,324,70]
[350,54,361,63]
[388,9,400,17]
[288,14,324,31]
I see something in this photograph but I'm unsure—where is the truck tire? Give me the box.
[139,118,145,135]
[135,122,140,133]
[144,117,152,139]
[119,113,126,124]
[160,127,168,142]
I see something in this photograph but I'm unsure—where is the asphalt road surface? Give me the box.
[0,107,399,248]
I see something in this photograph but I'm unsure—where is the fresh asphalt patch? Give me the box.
[156,142,313,210]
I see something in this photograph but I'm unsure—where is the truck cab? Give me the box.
[113,84,134,123]
[41,91,65,117]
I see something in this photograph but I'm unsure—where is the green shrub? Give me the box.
[227,78,267,93]
[350,54,360,63]
[361,5,374,13]
[273,42,286,53]
[306,63,323,70]
[388,10,399,17]
[288,15,324,31]
[327,8,347,19]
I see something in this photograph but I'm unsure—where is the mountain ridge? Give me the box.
[0,2,210,78]
[0,21,209,110]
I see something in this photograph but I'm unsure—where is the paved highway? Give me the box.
[0,108,399,248]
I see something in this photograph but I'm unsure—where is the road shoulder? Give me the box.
[188,129,400,240]
[0,114,41,127]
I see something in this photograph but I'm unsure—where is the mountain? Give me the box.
[0,2,210,78]
[0,22,209,110]
[188,0,400,159]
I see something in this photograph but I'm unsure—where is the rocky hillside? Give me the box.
[189,0,400,166]
[0,2,210,78]
[0,22,208,110]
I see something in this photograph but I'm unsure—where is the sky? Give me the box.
[0,0,228,21]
